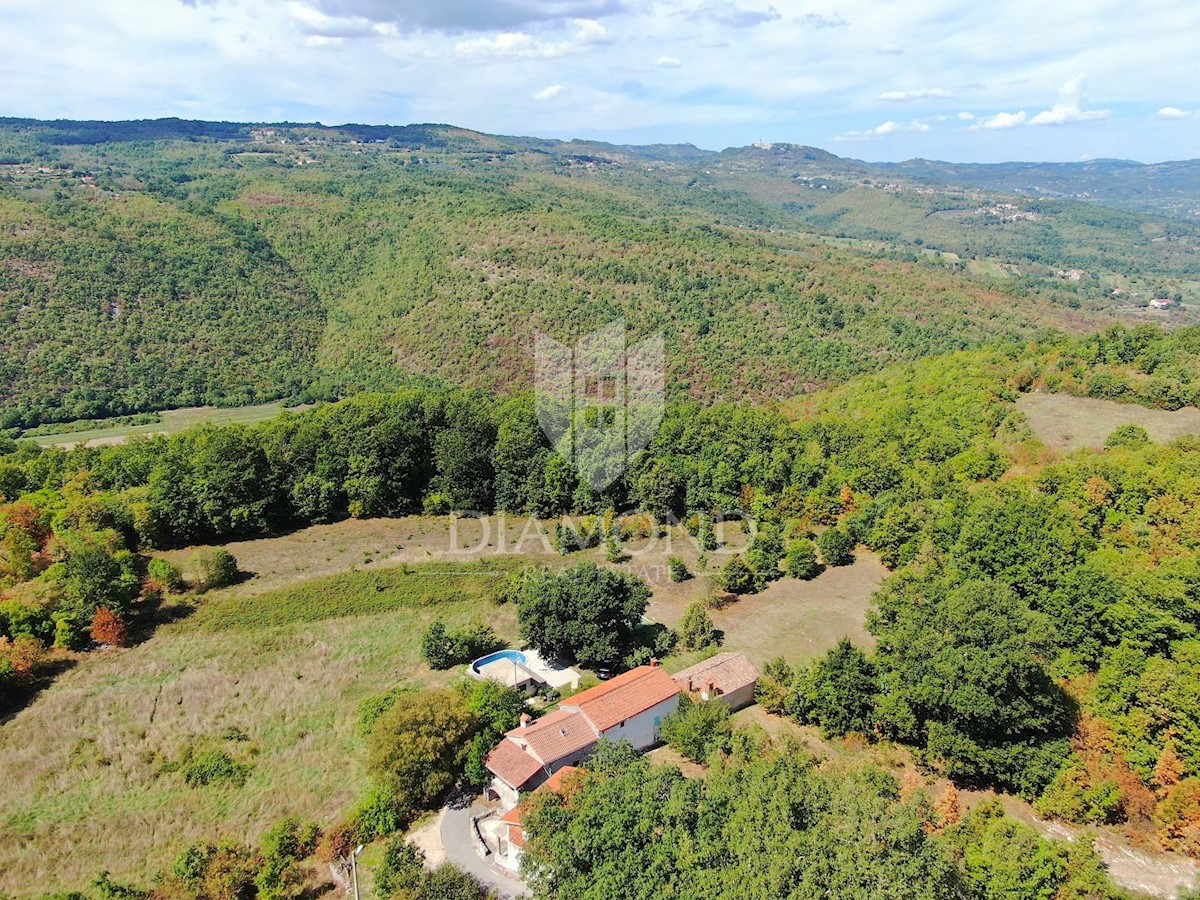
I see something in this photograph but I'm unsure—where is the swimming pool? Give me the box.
[470,649,528,675]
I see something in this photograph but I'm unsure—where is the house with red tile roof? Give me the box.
[671,652,759,710]
[494,766,583,872]
[485,663,680,805]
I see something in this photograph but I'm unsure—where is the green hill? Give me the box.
[2,118,1197,428]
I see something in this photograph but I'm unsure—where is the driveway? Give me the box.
[440,800,530,899]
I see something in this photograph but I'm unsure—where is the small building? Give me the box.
[494,766,583,873]
[671,652,759,711]
[484,664,680,806]
[1150,297,1177,310]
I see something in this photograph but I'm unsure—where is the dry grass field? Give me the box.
[0,515,885,896]
[1018,392,1200,452]
[27,402,293,449]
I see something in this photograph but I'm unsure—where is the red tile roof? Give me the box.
[501,765,583,847]
[563,665,680,733]
[509,708,598,765]
[485,737,545,790]
[672,652,758,697]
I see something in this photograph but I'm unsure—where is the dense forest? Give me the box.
[3,118,1196,428]
[5,326,1200,870]
[6,117,1200,899]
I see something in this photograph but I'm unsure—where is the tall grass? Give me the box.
[192,558,525,631]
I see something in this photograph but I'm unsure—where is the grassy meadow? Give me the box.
[1017,392,1200,451]
[0,558,518,896]
[0,514,885,895]
[25,402,294,449]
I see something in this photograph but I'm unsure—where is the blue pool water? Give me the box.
[471,649,527,675]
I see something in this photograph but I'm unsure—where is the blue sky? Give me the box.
[2,0,1198,162]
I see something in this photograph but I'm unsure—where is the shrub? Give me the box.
[678,601,719,651]
[91,607,129,647]
[257,818,320,900]
[0,600,54,643]
[420,619,503,670]
[53,611,90,650]
[660,696,733,763]
[555,518,602,555]
[357,685,413,736]
[182,749,250,787]
[191,548,239,591]
[1105,423,1151,449]
[146,557,183,593]
[785,540,820,579]
[667,556,691,582]
[816,527,855,567]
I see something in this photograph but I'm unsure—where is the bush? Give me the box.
[182,749,250,787]
[678,601,719,651]
[667,556,691,582]
[0,600,54,643]
[357,685,412,736]
[420,619,503,670]
[1105,423,1151,449]
[816,527,855,567]
[191,548,239,591]
[785,540,820,579]
[91,607,129,647]
[53,611,90,650]
[660,695,733,763]
[257,818,320,900]
[147,557,183,593]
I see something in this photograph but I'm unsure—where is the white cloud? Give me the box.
[958,111,975,120]
[972,110,1027,130]
[654,55,682,67]
[1028,76,1111,126]
[533,84,565,101]
[879,88,953,101]
[1155,106,1196,120]
[875,44,904,55]
[839,119,931,140]
[573,19,612,45]
[456,32,568,59]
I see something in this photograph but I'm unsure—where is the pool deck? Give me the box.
[472,648,581,692]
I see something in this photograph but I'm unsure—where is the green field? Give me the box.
[26,402,293,448]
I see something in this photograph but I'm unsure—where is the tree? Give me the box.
[816,527,855,567]
[718,555,756,595]
[516,562,650,669]
[91,607,129,647]
[788,638,877,737]
[367,689,477,818]
[667,556,691,582]
[659,695,732,762]
[785,539,820,579]
[678,600,719,651]
[872,577,1073,795]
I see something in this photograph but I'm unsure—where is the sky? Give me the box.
[1,0,1198,163]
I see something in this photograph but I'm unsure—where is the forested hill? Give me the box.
[2,117,1198,428]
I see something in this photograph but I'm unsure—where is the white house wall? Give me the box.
[597,695,680,750]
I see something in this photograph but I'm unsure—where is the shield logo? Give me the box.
[535,320,664,492]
